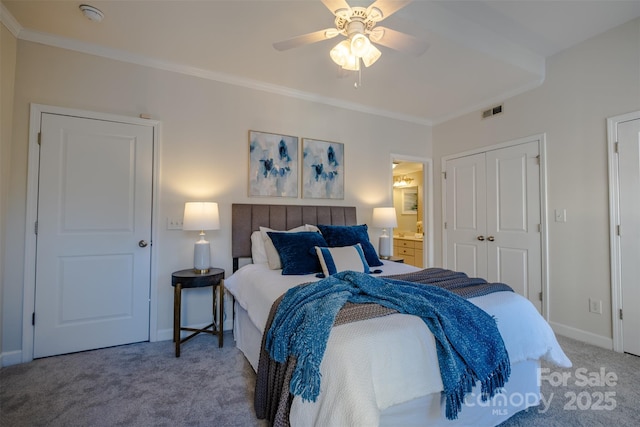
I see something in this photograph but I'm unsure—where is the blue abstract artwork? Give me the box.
[302,138,344,199]
[249,131,298,197]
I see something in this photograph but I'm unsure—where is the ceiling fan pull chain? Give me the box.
[355,62,362,89]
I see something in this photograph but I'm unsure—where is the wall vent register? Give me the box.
[482,104,503,119]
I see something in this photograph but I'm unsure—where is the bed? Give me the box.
[226,203,571,426]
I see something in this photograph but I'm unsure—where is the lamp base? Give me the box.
[193,239,211,274]
[378,234,392,259]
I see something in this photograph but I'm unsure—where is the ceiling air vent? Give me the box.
[482,104,503,119]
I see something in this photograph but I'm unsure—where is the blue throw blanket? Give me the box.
[265,270,511,420]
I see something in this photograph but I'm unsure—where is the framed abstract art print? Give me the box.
[248,131,298,197]
[302,138,344,199]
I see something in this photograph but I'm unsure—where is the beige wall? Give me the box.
[1,22,18,359]
[433,18,640,346]
[1,40,431,360]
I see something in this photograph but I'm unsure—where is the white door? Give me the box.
[34,113,153,358]
[445,140,542,311]
[486,142,542,312]
[445,152,487,278]
[617,118,640,356]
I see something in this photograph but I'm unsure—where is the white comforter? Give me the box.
[226,262,571,426]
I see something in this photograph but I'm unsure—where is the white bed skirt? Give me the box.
[233,301,540,427]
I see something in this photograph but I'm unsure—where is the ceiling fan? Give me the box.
[273,0,429,71]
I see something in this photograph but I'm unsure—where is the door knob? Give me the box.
[477,235,485,241]
[138,240,149,248]
[487,236,495,242]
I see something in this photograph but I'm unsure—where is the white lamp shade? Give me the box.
[183,202,220,231]
[372,207,398,229]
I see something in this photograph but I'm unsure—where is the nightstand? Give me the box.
[172,267,225,357]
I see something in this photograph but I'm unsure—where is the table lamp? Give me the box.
[183,202,220,273]
[372,207,398,259]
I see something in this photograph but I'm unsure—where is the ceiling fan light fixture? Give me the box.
[330,40,351,67]
[272,0,421,76]
[350,33,371,57]
[362,43,381,67]
[342,53,360,71]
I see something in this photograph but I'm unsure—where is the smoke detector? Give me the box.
[79,4,104,22]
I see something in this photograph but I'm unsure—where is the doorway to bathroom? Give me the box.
[391,156,433,268]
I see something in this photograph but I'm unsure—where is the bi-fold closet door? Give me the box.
[444,140,542,312]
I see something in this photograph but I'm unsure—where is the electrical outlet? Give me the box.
[589,298,602,314]
[167,217,183,230]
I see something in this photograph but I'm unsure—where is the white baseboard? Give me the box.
[1,349,24,367]
[2,317,234,366]
[550,321,613,350]
[156,328,174,342]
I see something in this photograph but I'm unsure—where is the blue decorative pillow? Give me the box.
[315,244,370,277]
[267,231,328,275]
[316,224,383,267]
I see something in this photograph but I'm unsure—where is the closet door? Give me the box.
[485,141,541,312]
[444,152,487,278]
[444,140,542,312]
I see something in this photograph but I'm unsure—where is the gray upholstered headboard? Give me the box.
[232,203,357,271]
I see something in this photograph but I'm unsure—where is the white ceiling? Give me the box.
[3,0,640,125]
[393,161,422,176]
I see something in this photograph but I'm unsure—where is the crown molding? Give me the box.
[0,3,22,37]
[16,27,433,127]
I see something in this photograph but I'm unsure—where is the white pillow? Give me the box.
[260,225,308,269]
[250,231,268,264]
[315,244,370,277]
[306,224,320,233]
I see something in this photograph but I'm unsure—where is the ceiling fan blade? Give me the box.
[273,28,341,51]
[367,0,412,22]
[321,0,352,18]
[369,26,429,56]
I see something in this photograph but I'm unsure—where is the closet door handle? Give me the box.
[487,236,495,242]
[477,235,485,241]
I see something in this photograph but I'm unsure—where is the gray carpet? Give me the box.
[1,333,639,426]
[0,332,265,427]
